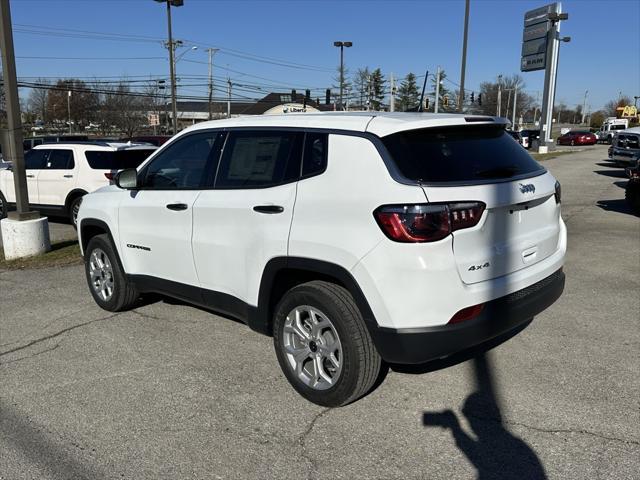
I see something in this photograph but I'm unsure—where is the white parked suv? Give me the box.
[0,142,156,226]
[77,113,566,406]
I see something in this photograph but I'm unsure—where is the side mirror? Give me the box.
[114,168,138,189]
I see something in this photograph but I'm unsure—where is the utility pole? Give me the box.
[206,48,219,120]
[512,86,518,128]
[390,73,395,112]
[581,90,588,124]
[0,0,37,221]
[1,0,50,261]
[67,90,72,133]
[496,75,502,117]
[434,67,441,114]
[227,77,231,118]
[634,96,639,108]
[458,0,470,112]
[155,0,184,135]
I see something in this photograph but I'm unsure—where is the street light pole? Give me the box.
[0,0,37,221]
[581,89,588,124]
[333,41,352,111]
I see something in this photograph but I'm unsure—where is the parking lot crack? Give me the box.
[0,313,121,361]
[0,343,61,365]
[298,408,331,479]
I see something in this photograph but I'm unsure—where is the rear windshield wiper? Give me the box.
[474,165,520,179]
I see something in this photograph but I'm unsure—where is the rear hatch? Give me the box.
[381,124,561,284]
[85,148,156,179]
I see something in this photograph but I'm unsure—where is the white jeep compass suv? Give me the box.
[77,113,566,406]
[0,142,156,226]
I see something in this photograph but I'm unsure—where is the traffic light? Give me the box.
[470,92,475,103]
[478,93,482,106]
[326,89,331,105]
[424,98,429,110]
[291,89,296,101]
[443,95,449,107]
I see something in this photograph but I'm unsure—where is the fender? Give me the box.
[65,189,88,212]
[78,218,123,269]
[249,257,379,336]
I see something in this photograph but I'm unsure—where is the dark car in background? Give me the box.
[611,133,640,167]
[506,130,526,148]
[23,134,89,151]
[520,129,539,150]
[556,131,597,146]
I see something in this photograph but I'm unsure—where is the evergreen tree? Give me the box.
[370,68,386,111]
[397,73,420,112]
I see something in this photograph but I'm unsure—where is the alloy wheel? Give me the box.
[282,305,343,391]
[88,248,115,301]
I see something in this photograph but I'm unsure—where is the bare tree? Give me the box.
[27,78,49,123]
[604,96,632,117]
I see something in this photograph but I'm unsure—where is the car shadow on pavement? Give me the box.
[593,169,627,179]
[423,353,547,480]
[613,180,627,189]
[595,161,619,168]
[596,199,637,217]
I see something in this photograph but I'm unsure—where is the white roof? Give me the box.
[182,112,507,138]
[618,126,640,134]
[33,142,157,151]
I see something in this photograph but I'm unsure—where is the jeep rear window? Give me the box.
[85,149,155,170]
[381,125,544,183]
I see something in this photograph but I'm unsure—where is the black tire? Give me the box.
[0,190,7,219]
[273,281,382,407]
[625,181,640,215]
[84,234,139,311]
[69,196,84,229]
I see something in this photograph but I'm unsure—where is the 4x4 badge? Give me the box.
[519,183,536,194]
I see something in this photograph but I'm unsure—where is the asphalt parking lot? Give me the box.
[1,144,638,479]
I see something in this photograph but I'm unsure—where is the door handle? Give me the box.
[63,174,73,178]
[26,174,35,178]
[253,205,284,214]
[166,203,188,211]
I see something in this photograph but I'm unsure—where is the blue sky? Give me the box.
[6,0,640,111]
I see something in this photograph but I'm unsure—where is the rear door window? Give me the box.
[46,149,74,169]
[24,149,48,169]
[85,149,155,170]
[381,125,544,184]
[215,131,303,188]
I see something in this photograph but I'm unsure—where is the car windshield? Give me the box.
[85,149,155,170]
[381,125,544,183]
[618,135,640,149]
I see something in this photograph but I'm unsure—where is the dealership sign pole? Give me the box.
[521,2,568,152]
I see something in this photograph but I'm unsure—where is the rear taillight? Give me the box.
[374,202,485,243]
[554,180,561,204]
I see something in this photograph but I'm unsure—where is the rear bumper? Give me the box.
[369,268,565,364]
